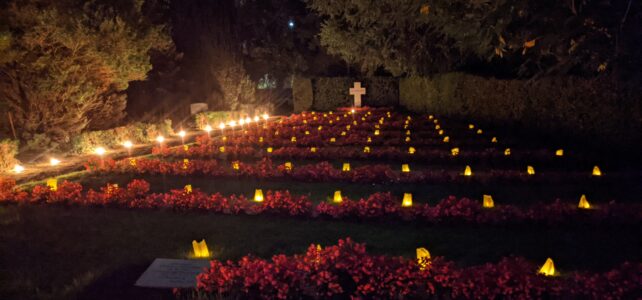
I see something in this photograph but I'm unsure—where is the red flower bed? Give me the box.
[188,238,642,299]
[87,157,615,185]
[1,178,640,225]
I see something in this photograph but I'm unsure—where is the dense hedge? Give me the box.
[69,120,174,154]
[292,76,313,112]
[306,77,398,110]
[400,73,642,149]
[0,139,19,172]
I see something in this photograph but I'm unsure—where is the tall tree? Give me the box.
[309,0,640,78]
[0,0,172,144]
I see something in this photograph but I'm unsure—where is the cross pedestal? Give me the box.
[349,82,366,108]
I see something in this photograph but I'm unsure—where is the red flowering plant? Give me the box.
[30,181,83,205]
[191,238,642,299]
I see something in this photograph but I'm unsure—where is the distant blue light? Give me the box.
[288,19,295,29]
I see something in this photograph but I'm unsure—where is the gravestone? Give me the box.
[190,103,209,115]
[135,258,211,288]
[349,82,366,108]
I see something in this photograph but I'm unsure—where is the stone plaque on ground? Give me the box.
[135,258,210,288]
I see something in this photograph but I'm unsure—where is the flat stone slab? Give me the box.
[135,258,211,288]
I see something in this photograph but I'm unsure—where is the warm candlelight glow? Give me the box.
[342,163,351,172]
[218,123,225,130]
[254,189,264,202]
[578,194,591,209]
[555,149,564,156]
[504,148,511,156]
[483,194,494,208]
[451,147,460,156]
[592,166,602,176]
[333,190,343,203]
[527,165,535,175]
[13,164,25,174]
[205,124,213,132]
[401,164,410,173]
[538,258,556,276]
[123,140,133,148]
[178,130,186,138]
[408,147,416,154]
[192,239,210,258]
[49,158,61,166]
[262,113,269,120]
[463,165,472,176]
[416,247,431,270]
[95,147,106,156]
[402,193,413,207]
[156,135,165,143]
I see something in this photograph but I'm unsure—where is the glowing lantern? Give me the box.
[438,130,444,135]
[183,145,189,152]
[592,166,602,176]
[476,129,483,134]
[310,147,317,153]
[192,239,210,258]
[406,130,411,136]
[204,124,213,133]
[578,194,590,209]
[123,140,133,149]
[408,147,416,154]
[130,158,137,166]
[374,130,380,136]
[469,124,475,129]
[259,137,264,143]
[405,137,411,142]
[483,194,494,208]
[504,148,511,156]
[267,147,273,153]
[416,247,431,270]
[228,121,236,128]
[232,161,240,170]
[291,136,297,143]
[274,130,279,136]
[443,136,449,143]
[254,116,260,122]
[182,159,189,170]
[556,149,564,156]
[303,120,307,124]
[451,148,460,156]
[95,147,106,156]
[218,123,225,130]
[49,158,61,166]
[346,125,351,130]
[333,191,343,203]
[341,131,346,136]
[318,126,323,131]
[284,162,293,171]
[463,165,472,176]
[363,146,370,153]
[491,137,497,143]
[538,258,556,276]
[527,165,535,175]
[428,115,434,119]
[184,185,192,194]
[435,124,441,130]
[156,135,165,144]
[305,131,310,135]
[219,146,225,153]
[178,130,186,138]
[330,137,336,143]
[402,193,413,207]
[401,164,411,173]
[46,178,58,191]
[342,163,351,172]
[367,137,372,143]
[254,189,264,202]
[433,119,438,124]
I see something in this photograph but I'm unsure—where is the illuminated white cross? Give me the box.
[349,82,366,108]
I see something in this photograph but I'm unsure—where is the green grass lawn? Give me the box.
[1,204,641,299]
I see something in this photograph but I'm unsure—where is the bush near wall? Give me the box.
[70,120,174,154]
[0,139,19,171]
[312,77,353,111]
[292,76,313,113]
[400,73,642,149]
[194,111,239,130]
